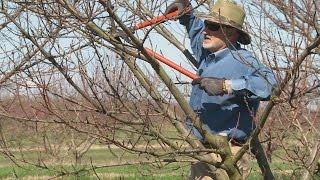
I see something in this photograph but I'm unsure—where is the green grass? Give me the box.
[0,166,55,179]
[0,121,318,179]
[248,158,296,179]
[0,147,309,180]
[0,160,306,180]
[0,140,316,179]
[0,163,190,179]
[0,146,190,179]
[1,158,318,179]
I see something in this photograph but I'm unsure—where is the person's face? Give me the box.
[202,21,235,52]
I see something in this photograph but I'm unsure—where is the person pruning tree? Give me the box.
[165,0,277,179]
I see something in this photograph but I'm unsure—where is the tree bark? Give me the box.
[301,142,320,180]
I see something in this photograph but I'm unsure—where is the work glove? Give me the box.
[165,0,190,15]
[192,77,226,96]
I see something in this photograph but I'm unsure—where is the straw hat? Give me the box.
[198,0,251,45]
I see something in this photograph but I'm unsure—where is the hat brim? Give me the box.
[197,14,251,45]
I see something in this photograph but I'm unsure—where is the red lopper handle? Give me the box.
[134,8,190,30]
[145,48,198,80]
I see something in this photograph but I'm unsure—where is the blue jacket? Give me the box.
[180,12,277,141]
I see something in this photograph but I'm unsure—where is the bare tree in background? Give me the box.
[246,1,320,179]
[0,0,318,179]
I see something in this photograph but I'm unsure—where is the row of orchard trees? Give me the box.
[0,0,319,179]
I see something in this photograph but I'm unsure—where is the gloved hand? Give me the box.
[192,77,226,96]
[165,0,190,15]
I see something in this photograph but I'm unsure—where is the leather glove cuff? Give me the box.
[223,80,233,94]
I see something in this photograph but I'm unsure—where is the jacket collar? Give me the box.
[206,43,240,62]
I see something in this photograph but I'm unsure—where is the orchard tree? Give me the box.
[0,0,318,179]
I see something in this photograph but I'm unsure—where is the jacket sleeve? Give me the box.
[179,12,205,64]
[230,55,277,100]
